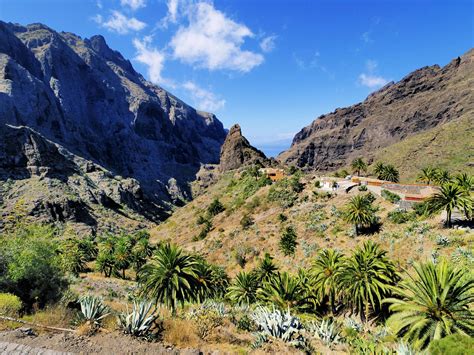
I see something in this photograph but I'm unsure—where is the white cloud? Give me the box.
[182,81,225,112]
[96,0,103,9]
[260,35,277,53]
[358,59,389,89]
[121,0,146,11]
[358,74,389,89]
[361,31,373,43]
[94,11,146,34]
[133,37,167,85]
[170,2,264,72]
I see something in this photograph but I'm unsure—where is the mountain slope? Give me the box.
[0,21,226,213]
[278,49,474,174]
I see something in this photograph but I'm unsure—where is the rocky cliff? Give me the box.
[219,124,270,172]
[0,21,227,226]
[278,49,474,171]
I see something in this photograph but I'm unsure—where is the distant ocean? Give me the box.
[257,140,292,158]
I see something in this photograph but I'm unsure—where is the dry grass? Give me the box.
[163,318,200,348]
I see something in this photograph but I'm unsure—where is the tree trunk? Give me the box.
[446,209,452,228]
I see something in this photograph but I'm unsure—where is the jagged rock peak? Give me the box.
[219,124,269,172]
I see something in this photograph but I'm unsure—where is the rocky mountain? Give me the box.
[0,21,227,228]
[219,124,270,172]
[278,49,474,173]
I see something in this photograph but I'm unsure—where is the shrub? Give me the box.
[268,178,301,208]
[279,226,298,256]
[358,185,368,191]
[240,214,254,229]
[0,224,68,309]
[428,334,474,355]
[277,213,288,223]
[194,220,212,241]
[207,198,225,216]
[387,209,415,224]
[0,293,22,316]
[314,180,321,188]
[381,189,401,203]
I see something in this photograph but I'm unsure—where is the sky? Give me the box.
[1,0,473,156]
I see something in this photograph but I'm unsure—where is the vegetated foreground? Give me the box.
[0,162,473,354]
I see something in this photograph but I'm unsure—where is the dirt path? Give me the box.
[0,341,71,354]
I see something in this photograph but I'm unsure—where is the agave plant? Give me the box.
[250,306,305,347]
[307,318,342,348]
[79,295,110,325]
[118,300,159,338]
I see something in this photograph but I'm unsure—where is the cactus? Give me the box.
[118,300,158,338]
[307,318,342,347]
[79,295,109,325]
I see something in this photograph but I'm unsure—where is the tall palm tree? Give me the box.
[455,173,474,192]
[226,271,258,305]
[340,241,398,322]
[257,272,312,312]
[138,243,200,314]
[379,164,400,182]
[385,260,474,350]
[310,249,345,315]
[417,167,437,185]
[433,169,452,185]
[344,195,377,235]
[254,253,278,283]
[373,162,385,177]
[425,183,473,227]
[351,158,367,177]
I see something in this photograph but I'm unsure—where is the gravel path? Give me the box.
[0,341,72,355]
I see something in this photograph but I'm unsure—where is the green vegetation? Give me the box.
[381,189,401,203]
[343,195,378,235]
[0,293,22,316]
[428,334,474,355]
[268,175,303,208]
[351,158,367,176]
[279,226,298,256]
[207,198,225,216]
[386,260,474,350]
[375,163,400,182]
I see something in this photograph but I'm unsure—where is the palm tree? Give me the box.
[385,260,474,350]
[226,271,258,305]
[379,164,399,182]
[455,173,474,192]
[138,243,200,314]
[254,253,278,283]
[425,183,473,227]
[417,167,437,185]
[433,169,452,185]
[351,158,367,177]
[373,162,385,177]
[340,241,398,322]
[257,272,312,312]
[310,249,345,315]
[344,195,377,235]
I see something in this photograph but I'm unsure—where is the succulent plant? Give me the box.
[118,300,158,338]
[250,306,305,347]
[344,317,363,333]
[396,341,417,355]
[435,235,450,246]
[79,295,110,325]
[307,318,342,348]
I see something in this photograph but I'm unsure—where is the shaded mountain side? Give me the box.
[0,21,226,215]
[219,124,271,172]
[0,124,166,232]
[372,114,474,182]
[278,49,474,172]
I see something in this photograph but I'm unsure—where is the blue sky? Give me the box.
[1,0,473,156]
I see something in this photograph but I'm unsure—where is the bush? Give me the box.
[279,226,298,256]
[0,224,68,309]
[381,189,401,203]
[0,293,22,316]
[277,213,288,223]
[387,209,415,224]
[240,214,254,229]
[268,178,301,208]
[207,198,225,216]
[358,185,368,191]
[428,334,474,355]
[314,180,321,188]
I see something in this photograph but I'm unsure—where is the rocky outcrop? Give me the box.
[0,124,166,231]
[278,49,474,171]
[219,124,270,172]
[0,21,226,218]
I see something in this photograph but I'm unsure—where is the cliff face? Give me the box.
[219,124,270,172]
[0,21,226,213]
[278,49,474,171]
